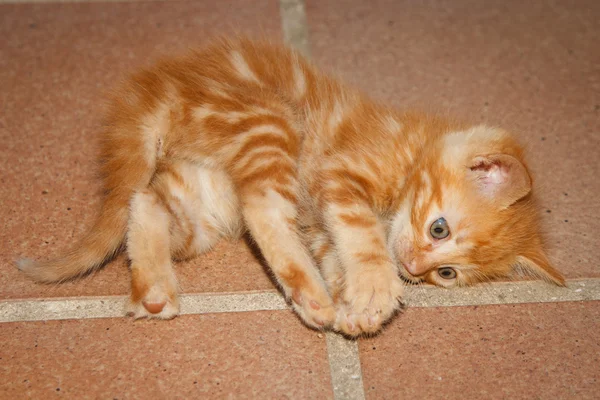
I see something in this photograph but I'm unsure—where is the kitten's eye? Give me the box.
[438,267,457,280]
[430,217,450,239]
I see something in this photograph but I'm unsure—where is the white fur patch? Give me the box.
[264,188,297,220]
[388,200,412,251]
[230,50,260,83]
[193,105,216,120]
[292,61,306,98]
[328,101,345,133]
[442,125,503,166]
[414,172,433,210]
[383,115,402,134]
[243,124,288,138]
[421,171,432,193]
[193,167,241,238]
[170,163,242,250]
[223,111,245,124]
[226,106,276,124]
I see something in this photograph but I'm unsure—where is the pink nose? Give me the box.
[404,260,418,275]
[403,259,427,276]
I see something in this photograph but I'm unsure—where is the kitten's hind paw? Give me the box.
[126,277,180,320]
[126,293,180,320]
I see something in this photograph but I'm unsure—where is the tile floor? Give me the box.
[1,0,598,398]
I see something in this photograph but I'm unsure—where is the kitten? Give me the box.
[17,37,565,337]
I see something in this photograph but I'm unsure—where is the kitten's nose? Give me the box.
[405,260,418,275]
[404,259,428,276]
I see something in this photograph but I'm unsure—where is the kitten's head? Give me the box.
[388,125,565,287]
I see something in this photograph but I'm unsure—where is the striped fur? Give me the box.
[17,37,564,336]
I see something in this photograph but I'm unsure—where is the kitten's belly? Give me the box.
[166,162,243,256]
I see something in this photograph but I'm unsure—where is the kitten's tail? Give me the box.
[16,192,132,282]
[17,115,159,283]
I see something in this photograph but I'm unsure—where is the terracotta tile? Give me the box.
[0,311,333,399]
[0,1,280,299]
[359,301,600,399]
[2,240,275,300]
[306,0,600,278]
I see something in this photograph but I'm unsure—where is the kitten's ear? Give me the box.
[514,255,566,287]
[468,154,532,208]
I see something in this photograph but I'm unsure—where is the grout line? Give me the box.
[1,279,598,323]
[326,333,366,400]
[279,2,355,398]
[1,279,599,323]
[180,290,287,314]
[279,0,311,58]
[404,279,600,308]
[0,290,286,323]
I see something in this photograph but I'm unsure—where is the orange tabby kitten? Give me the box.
[17,37,565,336]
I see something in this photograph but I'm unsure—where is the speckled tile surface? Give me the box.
[0,1,280,299]
[306,0,600,278]
[0,311,332,399]
[359,301,600,399]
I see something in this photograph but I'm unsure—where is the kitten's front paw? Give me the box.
[126,269,180,320]
[334,269,404,337]
[290,283,337,330]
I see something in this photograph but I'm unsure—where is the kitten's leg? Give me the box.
[232,164,335,329]
[307,226,345,305]
[242,191,336,328]
[126,189,179,319]
[126,162,241,319]
[324,201,404,336]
